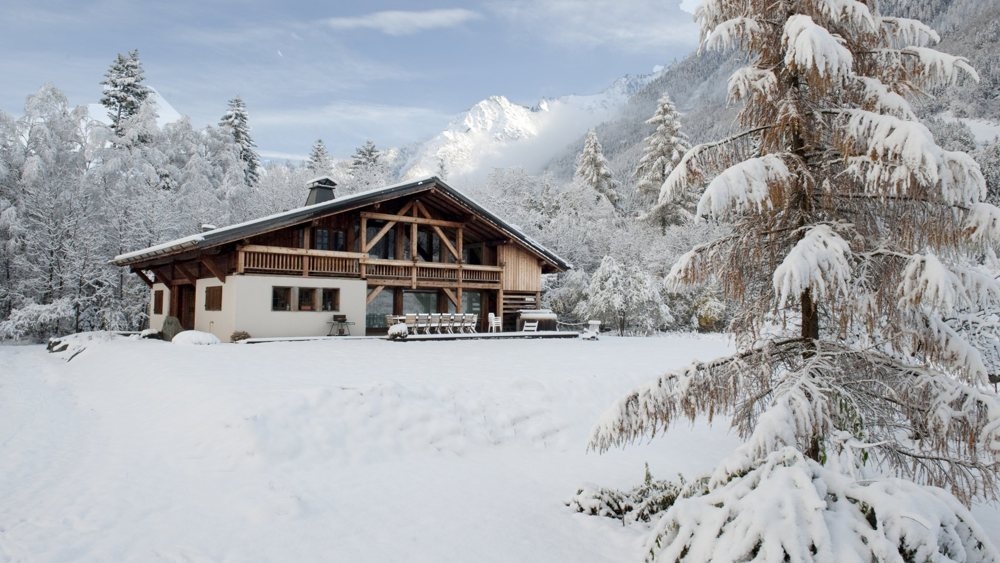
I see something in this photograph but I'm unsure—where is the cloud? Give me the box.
[324,8,482,36]
[488,0,699,53]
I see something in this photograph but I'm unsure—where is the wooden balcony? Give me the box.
[236,244,502,288]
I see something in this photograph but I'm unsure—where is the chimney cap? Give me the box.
[306,176,337,190]
[305,176,337,206]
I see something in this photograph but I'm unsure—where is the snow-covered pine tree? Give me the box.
[590,1,1000,559]
[635,94,690,224]
[218,96,260,187]
[307,139,333,174]
[100,50,151,137]
[346,140,389,193]
[575,130,620,209]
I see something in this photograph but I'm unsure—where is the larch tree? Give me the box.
[589,0,1000,560]
[100,49,151,137]
[218,96,260,188]
[576,129,620,210]
[636,94,691,225]
[307,139,333,175]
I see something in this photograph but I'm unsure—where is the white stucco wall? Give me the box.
[148,283,171,331]
[194,278,236,342]
[228,275,367,340]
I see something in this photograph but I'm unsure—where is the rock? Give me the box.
[160,317,183,342]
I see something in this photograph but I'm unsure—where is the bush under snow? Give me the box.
[171,330,221,346]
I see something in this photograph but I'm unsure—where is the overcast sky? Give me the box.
[0,0,702,160]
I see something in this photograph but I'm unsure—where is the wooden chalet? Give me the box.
[113,177,571,341]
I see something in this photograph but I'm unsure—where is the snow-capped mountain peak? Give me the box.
[402,70,663,182]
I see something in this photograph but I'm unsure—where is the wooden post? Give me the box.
[393,288,404,315]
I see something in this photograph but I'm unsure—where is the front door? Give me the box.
[174,285,196,330]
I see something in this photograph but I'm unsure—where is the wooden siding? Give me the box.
[498,244,542,292]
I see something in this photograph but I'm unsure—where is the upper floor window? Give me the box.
[313,228,330,251]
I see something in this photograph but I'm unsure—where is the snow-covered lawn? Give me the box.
[0,334,997,561]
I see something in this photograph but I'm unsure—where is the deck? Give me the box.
[239,331,580,344]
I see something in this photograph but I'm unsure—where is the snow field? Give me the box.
[1,334,741,562]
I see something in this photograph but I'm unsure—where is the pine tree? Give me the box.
[636,94,690,223]
[575,130,619,209]
[347,140,389,192]
[100,49,151,137]
[307,139,333,174]
[590,1,1000,559]
[218,96,260,187]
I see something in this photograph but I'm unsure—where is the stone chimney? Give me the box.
[305,177,337,205]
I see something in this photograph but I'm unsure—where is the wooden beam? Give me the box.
[151,267,173,286]
[177,263,198,285]
[396,200,416,217]
[360,211,464,229]
[364,220,397,253]
[410,222,418,263]
[442,287,458,307]
[133,269,154,288]
[200,257,226,283]
[430,225,459,261]
[366,285,385,305]
[414,200,433,220]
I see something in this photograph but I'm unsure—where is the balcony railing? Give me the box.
[237,244,502,286]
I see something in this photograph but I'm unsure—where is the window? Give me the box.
[298,288,316,311]
[294,228,305,248]
[153,290,164,315]
[272,287,292,311]
[313,228,330,251]
[333,230,346,251]
[321,288,340,311]
[205,286,223,311]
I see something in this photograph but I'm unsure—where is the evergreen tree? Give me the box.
[590,1,1000,559]
[100,49,151,136]
[635,94,690,220]
[218,96,260,187]
[575,130,619,209]
[307,139,333,174]
[347,140,389,192]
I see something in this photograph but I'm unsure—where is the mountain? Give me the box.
[400,72,664,182]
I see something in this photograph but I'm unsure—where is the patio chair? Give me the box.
[463,313,477,333]
[488,312,502,333]
[426,313,440,334]
[417,313,432,334]
[522,320,539,332]
[404,313,418,335]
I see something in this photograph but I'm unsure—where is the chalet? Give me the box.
[112,177,570,341]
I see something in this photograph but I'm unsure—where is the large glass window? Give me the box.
[272,287,292,311]
[403,291,438,313]
[313,228,330,251]
[298,288,316,311]
[321,288,340,311]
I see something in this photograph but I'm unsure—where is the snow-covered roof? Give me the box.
[112,177,571,271]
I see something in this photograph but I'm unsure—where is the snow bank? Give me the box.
[171,330,221,345]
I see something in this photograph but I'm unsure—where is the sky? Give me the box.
[0,0,702,161]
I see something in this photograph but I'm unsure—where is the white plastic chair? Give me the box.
[488,312,502,333]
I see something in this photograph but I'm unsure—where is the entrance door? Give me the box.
[175,285,196,330]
